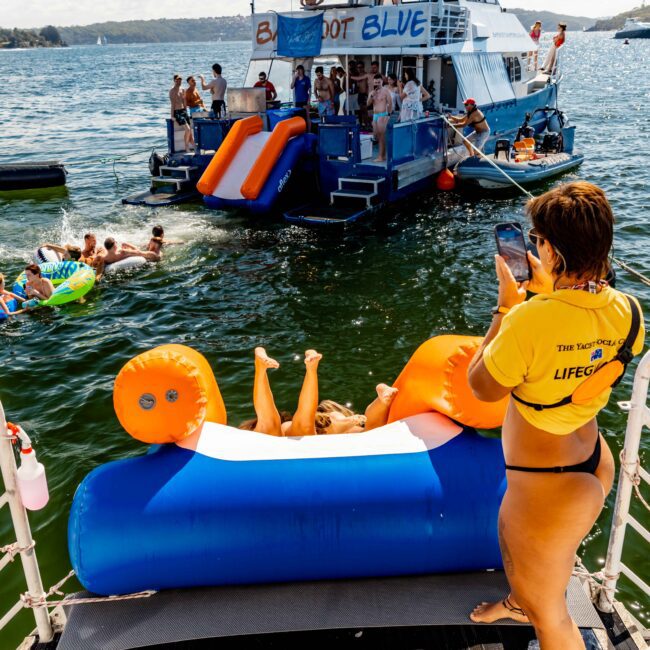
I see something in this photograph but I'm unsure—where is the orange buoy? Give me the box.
[436,169,456,191]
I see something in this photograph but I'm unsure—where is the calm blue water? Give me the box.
[0,34,648,646]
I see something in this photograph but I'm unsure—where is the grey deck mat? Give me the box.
[57,572,603,650]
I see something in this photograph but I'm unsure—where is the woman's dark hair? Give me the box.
[152,225,164,238]
[212,63,222,74]
[25,263,41,276]
[402,68,420,86]
[526,182,614,280]
[387,73,398,84]
[558,22,567,31]
[239,411,293,432]
[65,245,82,261]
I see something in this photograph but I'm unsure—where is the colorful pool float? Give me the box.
[69,337,509,596]
[12,261,95,310]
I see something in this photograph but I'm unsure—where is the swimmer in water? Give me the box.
[0,273,24,317]
[142,225,183,262]
[239,348,398,436]
[38,243,82,261]
[81,233,105,265]
[23,264,54,308]
[94,237,149,281]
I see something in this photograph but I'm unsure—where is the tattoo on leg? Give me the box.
[499,517,515,576]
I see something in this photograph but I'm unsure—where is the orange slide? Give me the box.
[196,115,264,196]
[240,117,306,200]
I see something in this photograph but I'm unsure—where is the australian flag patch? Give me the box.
[590,348,604,363]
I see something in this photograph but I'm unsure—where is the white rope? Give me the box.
[611,257,650,288]
[19,570,157,610]
[438,112,535,199]
[1,540,35,563]
[572,556,620,603]
[620,450,650,513]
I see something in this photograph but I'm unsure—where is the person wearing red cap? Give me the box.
[448,98,490,158]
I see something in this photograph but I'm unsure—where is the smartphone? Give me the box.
[494,222,531,282]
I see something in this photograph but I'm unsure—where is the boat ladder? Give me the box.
[0,404,55,644]
[330,176,385,209]
[598,348,650,613]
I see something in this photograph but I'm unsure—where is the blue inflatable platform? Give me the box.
[69,414,506,596]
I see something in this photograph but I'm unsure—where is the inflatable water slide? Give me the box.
[197,115,314,214]
[68,336,509,596]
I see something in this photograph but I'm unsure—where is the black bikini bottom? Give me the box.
[505,436,601,475]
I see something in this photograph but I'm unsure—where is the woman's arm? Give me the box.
[468,255,527,402]
[420,86,431,102]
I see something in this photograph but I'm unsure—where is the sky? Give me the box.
[0,0,644,29]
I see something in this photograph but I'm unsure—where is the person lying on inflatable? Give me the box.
[94,237,151,281]
[238,347,398,436]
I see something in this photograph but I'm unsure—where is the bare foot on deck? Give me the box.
[469,597,529,624]
[373,157,386,163]
[304,349,323,368]
[376,383,398,405]
[255,347,279,370]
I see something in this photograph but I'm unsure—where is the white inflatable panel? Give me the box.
[178,412,463,462]
[104,256,147,275]
[212,131,272,201]
[34,247,62,264]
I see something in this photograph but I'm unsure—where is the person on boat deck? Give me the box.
[529,21,542,70]
[38,243,82,262]
[330,67,343,115]
[184,76,206,114]
[23,264,54,304]
[0,273,24,317]
[169,74,194,152]
[291,65,312,129]
[368,74,393,163]
[541,22,566,74]
[448,98,490,157]
[350,61,373,128]
[239,347,398,437]
[467,182,644,649]
[81,233,105,265]
[386,73,402,114]
[253,72,277,104]
[398,69,430,122]
[200,63,227,119]
[93,238,149,282]
[314,66,335,119]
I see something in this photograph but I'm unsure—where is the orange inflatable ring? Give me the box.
[388,335,508,429]
[114,344,227,444]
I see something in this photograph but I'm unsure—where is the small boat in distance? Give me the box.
[614,17,650,39]
[96,35,107,45]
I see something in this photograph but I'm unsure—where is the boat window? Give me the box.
[504,56,522,83]
[452,53,515,106]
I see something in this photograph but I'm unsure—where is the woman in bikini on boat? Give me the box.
[239,348,398,436]
[467,182,644,648]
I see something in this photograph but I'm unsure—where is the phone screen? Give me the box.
[494,222,531,282]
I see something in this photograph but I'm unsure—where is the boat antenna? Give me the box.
[251,0,255,15]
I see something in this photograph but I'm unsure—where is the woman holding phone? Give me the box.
[467,182,644,648]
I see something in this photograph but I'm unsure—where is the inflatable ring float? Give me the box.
[10,261,95,313]
[69,336,509,595]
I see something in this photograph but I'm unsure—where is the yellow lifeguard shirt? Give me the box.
[483,287,645,435]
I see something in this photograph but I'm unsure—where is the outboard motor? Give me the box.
[516,113,535,142]
[148,152,168,178]
[541,132,563,154]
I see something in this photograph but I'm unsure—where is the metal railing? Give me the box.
[0,402,53,643]
[429,3,469,47]
[598,349,650,612]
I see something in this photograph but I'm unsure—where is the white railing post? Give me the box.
[0,402,53,642]
[598,351,650,613]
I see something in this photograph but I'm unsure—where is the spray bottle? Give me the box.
[8,423,49,511]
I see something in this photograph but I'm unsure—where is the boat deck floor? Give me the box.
[57,572,604,650]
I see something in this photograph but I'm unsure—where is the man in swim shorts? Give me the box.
[368,74,393,163]
[314,66,335,119]
[350,61,372,127]
[448,98,491,158]
[169,74,194,152]
[200,63,227,118]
